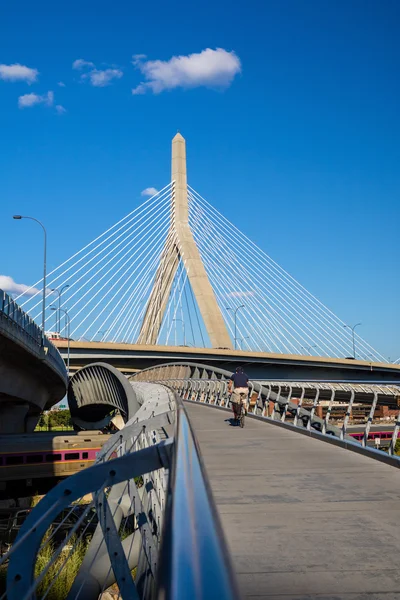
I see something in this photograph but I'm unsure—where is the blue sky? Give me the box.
[1,0,399,358]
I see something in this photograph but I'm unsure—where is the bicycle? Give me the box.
[233,393,248,428]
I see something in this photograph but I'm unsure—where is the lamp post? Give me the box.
[52,306,70,374]
[301,344,317,355]
[51,284,70,334]
[173,318,186,346]
[237,335,249,350]
[344,322,361,359]
[226,305,245,350]
[13,215,47,336]
[98,330,109,341]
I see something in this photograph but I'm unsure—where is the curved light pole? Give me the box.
[59,284,70,334]
[344,322,361,359]
[226,305,245,350]
[237,335,249,350]
[51,284,70,334]
[301,344,317,355]
[173,318,186,346]
[13,215,47,336]
[52,306,70,374]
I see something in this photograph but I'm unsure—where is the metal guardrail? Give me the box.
[0,289,67,379]
[157,396,239,600]
[2,384,238,600]
[131,362,400,456]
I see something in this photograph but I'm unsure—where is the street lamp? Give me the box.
[237,335,249,350]
[172,318,186,346]
[97,330,109,341]
[51,284,70,334]
[301,344,317,355]
[226,305,245,350]
[52,306,70,374]
[344,322,361,359]
[13,215,47,336]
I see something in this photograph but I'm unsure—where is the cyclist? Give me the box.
[228,366,249,422]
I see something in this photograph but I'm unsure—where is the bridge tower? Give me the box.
[138,134,232,348]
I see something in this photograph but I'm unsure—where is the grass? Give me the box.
[0,531,88,599]
[0,504,137,598]
[35,533,88,599]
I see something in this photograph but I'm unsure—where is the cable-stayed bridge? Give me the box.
[2,136,400,598]
[16,134,391,367]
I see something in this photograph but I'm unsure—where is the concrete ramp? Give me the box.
[0,290,67,433]
[185,402,400,600]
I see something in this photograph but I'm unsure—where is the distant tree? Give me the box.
[48,409,72,430]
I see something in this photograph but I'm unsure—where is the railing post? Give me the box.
[280,386,292,423]
[271,386,281,420]
[293,387,305,427]
[307,388,320,431]
[341,390,355,440]
[362,391,378,448]
[322,388,335,434]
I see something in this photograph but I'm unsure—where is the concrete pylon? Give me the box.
[137,134,232,349]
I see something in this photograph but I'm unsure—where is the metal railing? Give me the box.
[2,383,238,600]
[131,362,400,456]
[0,289,67,379]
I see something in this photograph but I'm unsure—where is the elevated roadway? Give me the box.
[0,290,67,433]
[54,340,400,383]
[186,402,400,599]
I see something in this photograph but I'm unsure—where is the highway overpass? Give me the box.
[0,290,67,433]
[54,340,400,383]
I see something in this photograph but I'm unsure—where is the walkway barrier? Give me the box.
[2,383,239,600]
[131,361,400,455]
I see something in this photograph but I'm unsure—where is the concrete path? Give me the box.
[185,402,400,600]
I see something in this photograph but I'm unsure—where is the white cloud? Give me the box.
[141,187,159,197]
[132,48,241,95]
[55,104,67,114]
[0,275,40,297]
[0,63,38,83]
[86,68,123,87]
[132,54,147,64]
[73,58,123,87]
[18,90,54,109]
[58,81,66,87]
[72,58,95,70]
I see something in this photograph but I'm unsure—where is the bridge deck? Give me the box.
[185,402,400,600]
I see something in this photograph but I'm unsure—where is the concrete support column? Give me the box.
[138,134,232,349]
[0,402,30,433]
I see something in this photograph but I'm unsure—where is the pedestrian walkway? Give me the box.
[185,402,400,599]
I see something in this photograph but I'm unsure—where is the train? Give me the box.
[348,430,398,443]
[0,431,110,482]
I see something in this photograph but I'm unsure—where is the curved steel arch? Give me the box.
[68,362,141,429]
[130,361,353,440]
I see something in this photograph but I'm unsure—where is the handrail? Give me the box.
[157,395,240,600]
[131,362,400,448]
[4,384,239,599]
